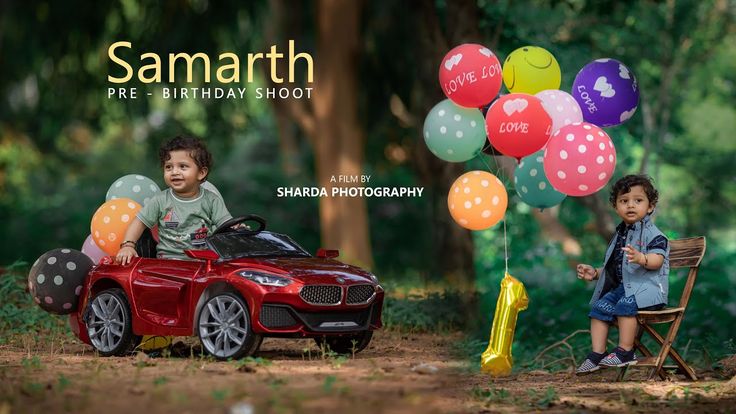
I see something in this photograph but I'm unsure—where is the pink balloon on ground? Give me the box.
[81,234,107,264]
[543,122,616,196]
[535,90,584,133]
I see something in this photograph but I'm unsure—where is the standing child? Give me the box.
[575,174,669,374]
[116,135,232,264]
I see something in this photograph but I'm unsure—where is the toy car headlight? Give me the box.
[238,271,292,287]
[368,273,379,282]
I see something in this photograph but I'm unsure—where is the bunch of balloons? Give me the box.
[425,43,639,228]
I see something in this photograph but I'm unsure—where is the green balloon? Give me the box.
[423,99,486,162]
[106,174,161,207]
[514,150,566,209]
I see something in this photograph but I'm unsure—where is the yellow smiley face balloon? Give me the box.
[502,46,561,94]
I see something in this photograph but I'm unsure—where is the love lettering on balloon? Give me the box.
[439,43,503,108]
[485,94,552,159]
[480,273,529,376]
[572,58,639,127]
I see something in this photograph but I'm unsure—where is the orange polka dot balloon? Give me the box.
[90,198,142,255]
[448,171,508,230]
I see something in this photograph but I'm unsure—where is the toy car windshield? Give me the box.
[207,231,311,260]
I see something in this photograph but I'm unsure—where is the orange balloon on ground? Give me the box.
[91,198,142,255]
[448,171,508,230]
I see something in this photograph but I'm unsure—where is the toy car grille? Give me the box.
[300,285,342,305]
[260,305,298,328]
[346,285,375,304]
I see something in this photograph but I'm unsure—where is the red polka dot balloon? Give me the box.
[28,248,94,315]
[439,43,503,108]
[485,93,553,159]
[543,122,616,196]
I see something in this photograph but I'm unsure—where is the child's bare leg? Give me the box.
[590,318,609,353]
[617,316,638,351]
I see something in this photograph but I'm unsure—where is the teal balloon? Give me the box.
[514,150,566,209]
[423,99,486,162]
[106,174,161,206]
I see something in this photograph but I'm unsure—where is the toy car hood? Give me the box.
[226,257,375,283]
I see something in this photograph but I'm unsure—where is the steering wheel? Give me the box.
[212,215,266,236]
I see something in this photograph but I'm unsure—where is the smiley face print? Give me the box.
[502,46,561,94]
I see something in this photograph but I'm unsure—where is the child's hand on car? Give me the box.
[576,264,598,281]
[116,246,138,265]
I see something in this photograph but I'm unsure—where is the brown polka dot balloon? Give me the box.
[28,248,94,315]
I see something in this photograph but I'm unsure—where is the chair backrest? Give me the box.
[668,236,706,309]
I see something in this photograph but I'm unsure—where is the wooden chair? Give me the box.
[617,236,706,381]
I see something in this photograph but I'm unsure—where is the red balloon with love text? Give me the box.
[439,43,503,108]
[485,94,552,160]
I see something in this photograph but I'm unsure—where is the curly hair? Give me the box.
[609,174,659,207]
[158,135,212,179]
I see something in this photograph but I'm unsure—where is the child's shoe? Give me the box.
[575,351,607,375]
[599,347,638,367]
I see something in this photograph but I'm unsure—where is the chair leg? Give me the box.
[634,325,667,380]
[640,322,697,381]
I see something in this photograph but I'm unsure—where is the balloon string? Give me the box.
[478,151,510,275]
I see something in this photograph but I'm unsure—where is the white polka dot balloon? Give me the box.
[514,150,566,209]
[28,248,93,315]
[423,99,487,162]
[106,174,161,207]
[543,122,616,196]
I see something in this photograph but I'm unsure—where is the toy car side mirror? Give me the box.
[316,248,339,258]
[185,249,220,261]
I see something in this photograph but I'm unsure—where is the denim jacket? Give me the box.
[589,213,670,308]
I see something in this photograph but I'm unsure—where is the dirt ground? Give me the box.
[1,331,735,414]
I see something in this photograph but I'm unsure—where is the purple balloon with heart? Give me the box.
[571,59,639,127]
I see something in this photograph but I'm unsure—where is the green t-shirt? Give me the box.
[137,188,232,259]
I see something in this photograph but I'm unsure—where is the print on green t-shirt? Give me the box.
[137,188,232,259]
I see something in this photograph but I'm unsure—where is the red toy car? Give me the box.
[68,215,384,360]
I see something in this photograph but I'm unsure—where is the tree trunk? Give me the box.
[312,0,373,268]
[410,0,477,288]
[264,0,373,268]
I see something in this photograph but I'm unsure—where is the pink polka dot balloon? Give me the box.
[535,90,583,134]
[543,122,616,196]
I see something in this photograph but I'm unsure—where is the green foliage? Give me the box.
[472,385,511,404]
[0,262,69,342]
[381,289,466,332]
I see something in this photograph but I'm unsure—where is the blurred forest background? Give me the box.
[1,0,735,369]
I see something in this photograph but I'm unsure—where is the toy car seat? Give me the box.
[135,228,158,258]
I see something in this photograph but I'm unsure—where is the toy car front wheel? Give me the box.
[315,330,373,355]
[86,288,140,356]
[197,292,261,360]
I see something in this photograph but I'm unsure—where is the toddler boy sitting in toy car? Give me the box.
[116,135,232,264]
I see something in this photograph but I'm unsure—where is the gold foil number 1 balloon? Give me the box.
[481,273,529,376]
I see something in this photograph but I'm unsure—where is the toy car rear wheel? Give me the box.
[197,292,261,360]
[315,330,373,355]
[86,288,140,356]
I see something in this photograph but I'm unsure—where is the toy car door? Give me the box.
[131,258,202,328]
